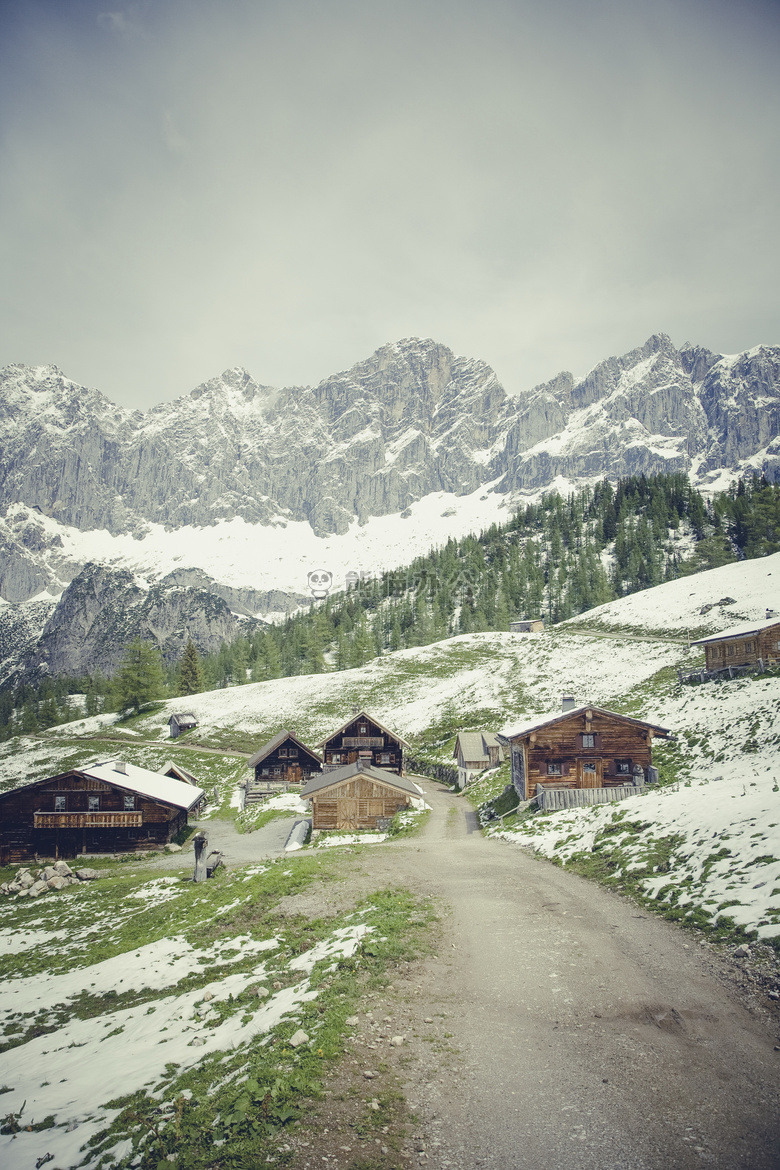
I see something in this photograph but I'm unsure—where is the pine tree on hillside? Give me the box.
[178,639,205,696]
[114,639,166,714]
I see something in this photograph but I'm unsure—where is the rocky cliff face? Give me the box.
[3,562,258,684]
[1,334,779,602]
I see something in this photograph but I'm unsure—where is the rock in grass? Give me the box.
[28,880,48,897]
[389,1035,405,1046]
[253,986,270,998]
[166,843,182,853]
[188,1036,207,1047]
[288,1030,309,1049]
[362,1070,376,1080]
[46,876,69,891]
[74,869,101,881]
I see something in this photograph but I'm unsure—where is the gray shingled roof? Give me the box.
[246,730,322,770]
[499,705,671,742]
[691,615,780,646]
[300,760,421,799]
[453,732,496,764]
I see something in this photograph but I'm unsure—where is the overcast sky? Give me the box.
[1,0,778,410]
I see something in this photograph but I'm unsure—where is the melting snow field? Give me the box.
[0,861,374,1170]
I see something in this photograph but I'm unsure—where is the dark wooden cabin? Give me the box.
[0,760,205,864]
[500,705,670,802]
[169,713,197,739]
[245,730,322,801]
[315,711,409,774]
[300,760,422,831]
[691,617,780,675]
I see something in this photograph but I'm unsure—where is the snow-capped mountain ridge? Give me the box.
[1,333,779,606]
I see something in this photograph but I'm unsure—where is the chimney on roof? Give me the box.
[562,696,576,713]
[767,608,775,620]
[114,761,128,775]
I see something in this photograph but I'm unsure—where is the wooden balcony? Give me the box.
[342,736,383,748]
[34,811,143,829]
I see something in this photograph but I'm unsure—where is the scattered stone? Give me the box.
[423,1017,434,1023]
[734,945,751,959]
[362,1070,376,1080]
[368,1100,380,1111]
[188,1037,207,1047]
[42,865,58,881]
[53,860,73,877]
[75,868,101,881]
[390,1035,405,1046]
[273,981,282,990]
[166,843,182,853]
[201,991,215,1002]
[28,880,48,897]
[288,1030,309,1049]
[46,876,68,891]
[345,1016,359,1026]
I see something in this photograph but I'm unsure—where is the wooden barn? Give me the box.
[245,730,322,801]
[168,713,197,739]
[500,704,670,802]
[453,732,505,789]
[300,760,422,831]
[691,616,780,676]
[509,618,545,633]
[316,710,409,774]
[0,760,205,865]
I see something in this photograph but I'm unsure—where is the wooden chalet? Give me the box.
[0,760,205,865]
[245,730,322,801]
[509,618,544,633]
[169,713,197,739]
[300,760,422,832]
[315,710,409,774]
[690,616,780,676]
[499,704,670,802]
[453,732,505,789]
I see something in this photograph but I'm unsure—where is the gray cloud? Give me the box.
[0,0,778,408]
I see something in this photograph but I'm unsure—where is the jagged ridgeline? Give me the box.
[3,472,778,740]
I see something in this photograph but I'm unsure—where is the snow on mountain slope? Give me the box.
[1,333,779,606]
[4,554,778,941]
[564,550,780,635]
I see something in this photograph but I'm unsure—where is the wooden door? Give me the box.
[339,799,359,830]
[577,759,602,788]
[287,764,301,785]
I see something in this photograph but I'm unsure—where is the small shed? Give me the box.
[300,760,422,831]
[453,732,505,789]
[690,617,780,675]
[169,713,197,739]
[316,710,409,774]
[246,730,322,800]
[159,760,200,786]
[499,704,670,802]
[0,760,205,864]
[510,618,544,633]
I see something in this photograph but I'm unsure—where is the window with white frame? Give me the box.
[582,733,595,748]
[55,795,66,812]
[124,794,135,810]
[88,796,100,812]
[547,763,562,775]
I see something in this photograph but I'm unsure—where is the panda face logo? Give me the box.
[307,569,333,599]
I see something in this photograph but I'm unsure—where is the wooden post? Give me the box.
[193,831,208,882]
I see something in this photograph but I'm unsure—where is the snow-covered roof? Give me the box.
[246,730,322,769]
[300,759,421,799]
[80,760,204,811]
[313,710,410,750]
[690,616,780,646]
[499,706,670,742]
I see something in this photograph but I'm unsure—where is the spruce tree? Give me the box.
[114,639,166,714]
[178,639,205,696]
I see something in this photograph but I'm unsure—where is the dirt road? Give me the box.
[342,781,780,1169]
